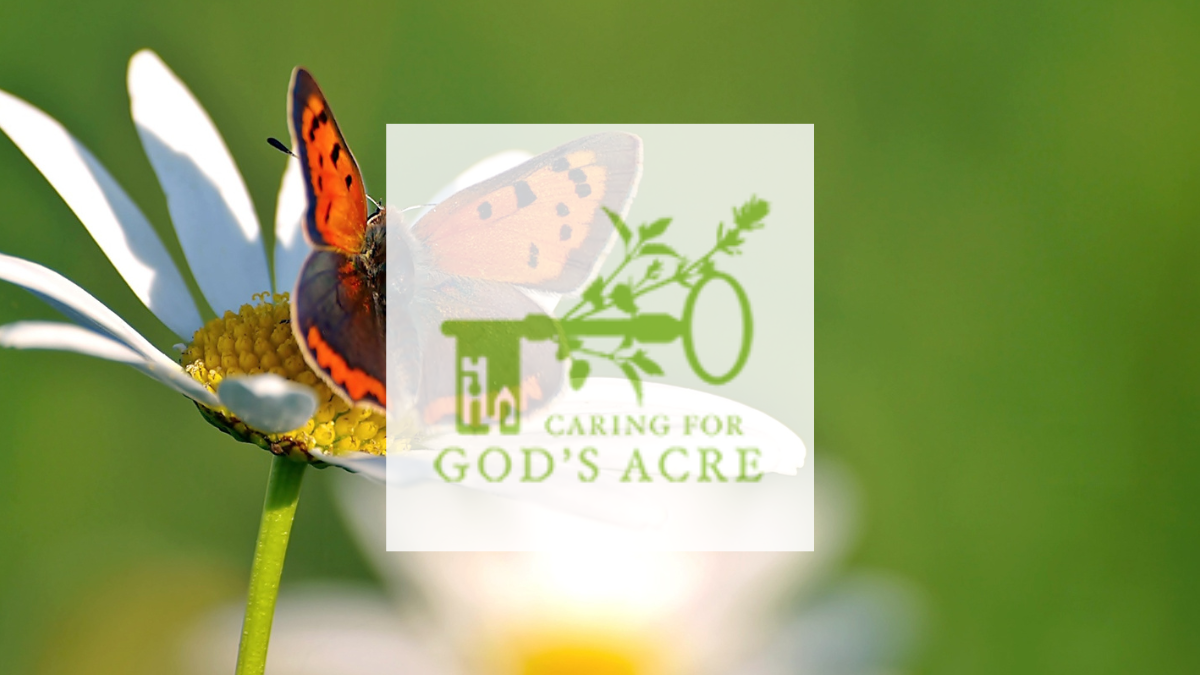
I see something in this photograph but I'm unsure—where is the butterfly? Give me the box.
[288,68,386,411]
[288,69,642,426]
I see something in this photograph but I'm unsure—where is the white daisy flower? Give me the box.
[0,49,386,469]
[0,53,809,501]
[182,460,922,675]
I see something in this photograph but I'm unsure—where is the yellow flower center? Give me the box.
[181,292,386,460]
[483,630,663,675]
[520,644,641,675]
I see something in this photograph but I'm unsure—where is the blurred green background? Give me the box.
[1,0,1197,673]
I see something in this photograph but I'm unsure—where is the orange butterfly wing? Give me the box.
[412,133,642,292]
[288,68,368,253]
[286,68,385,411]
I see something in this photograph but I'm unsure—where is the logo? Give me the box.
[385,124,814,552]
[441,199,766,435]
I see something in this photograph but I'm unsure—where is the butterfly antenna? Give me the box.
[366,194,383,211]
[267,137,296,158]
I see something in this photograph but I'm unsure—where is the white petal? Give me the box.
[409,150,533,227]
[127,50,271,313]
[332,474,834,656]
[366,379,806,546]
[0,252,175,361]
[387,446,669,528]
[217,374,317,434]
[0,88,202,339]
[507,378,807,475]
[0,320,143,363]
[0,253,219,406]
[521,288,561,314]
[273,156,308,294]
[0,319,219,405]
[142,359,220,406]
[312,449,386,481]
[431,149,533,201]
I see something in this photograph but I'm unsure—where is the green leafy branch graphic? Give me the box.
[557,196,769,402]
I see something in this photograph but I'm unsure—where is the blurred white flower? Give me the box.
[0,49,385,468]
[182,460,922,675]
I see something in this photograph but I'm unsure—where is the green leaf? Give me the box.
[720,230,745,250]
[645,259,663,280]
[639,243,680,258]
[569,359,590,390]
[605,207,633,248]
[610,283,638,314]
[581,277,605,310]
[734,197,769,230]
[637,217,672,242]
[619,362,644,405]
[631,349,664,376]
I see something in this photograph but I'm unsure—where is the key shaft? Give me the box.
[562,313,681,343]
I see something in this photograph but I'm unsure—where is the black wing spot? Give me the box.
[478,201,492,219]
[575,183,592,198]
[324,201,332,223]
[528,243,539,268]
[514,181,537,208]
[568,168,587,183]
[319,154,324,168]
[556,203,569,217]
[345,174,353,189]
[331,143,341,166]
[560,224,572,240]
[308,111,324,141]
[317,176,323,191]
[551,157,570,172]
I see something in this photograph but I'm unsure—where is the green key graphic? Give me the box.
[441,198,768,435]
[442,272,753,435]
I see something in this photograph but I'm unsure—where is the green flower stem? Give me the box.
[235,454,307,675]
